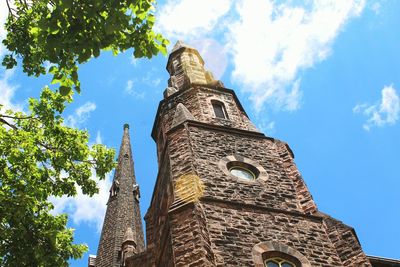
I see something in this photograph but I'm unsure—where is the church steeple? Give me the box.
[94,124,144,267]
[86,40,391,267]
[165,40,223,95]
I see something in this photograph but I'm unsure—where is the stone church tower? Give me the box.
[90,41,400,267]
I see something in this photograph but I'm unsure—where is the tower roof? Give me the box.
[167,40,204,72]
[95,124,145,267]
[171,40,195,53]
[114,123,135,183]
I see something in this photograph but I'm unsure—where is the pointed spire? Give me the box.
[172,103,195,128]
[95,124,145,267]
[114,123,136,183]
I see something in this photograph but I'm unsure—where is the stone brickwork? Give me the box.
[323,214,372,266]
[95,125,145,267]
[99,41,384,267]
[133,41,372,267]
[143,149,174,267]
[169,204,215,267]
[152,85,260,156]
[275,140,317,214]
[187,125,303,213]
[202,200,343,266]
[167,41,222,91]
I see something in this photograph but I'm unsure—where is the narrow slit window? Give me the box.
[212,101,228,119]
[117,250,122,262]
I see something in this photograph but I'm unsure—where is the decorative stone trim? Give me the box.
[218,155,268,183]
[252,241,312,267]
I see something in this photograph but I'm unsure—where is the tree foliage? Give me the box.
[0,0,168,266]
[0,88,115,266]
[3,0,168,95]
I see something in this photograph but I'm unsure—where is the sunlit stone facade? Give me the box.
[91,41,399,267]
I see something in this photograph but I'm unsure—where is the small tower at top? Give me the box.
[93,124,144,267]
[164,40,223,97]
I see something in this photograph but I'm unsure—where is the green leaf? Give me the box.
[29,27,40,36]
[59,86,71,96]
[71,72,78,83]
[49,66,58,74]
[93,47,100,58]
[0,0,168,264]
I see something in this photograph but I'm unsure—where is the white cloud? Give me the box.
[0,69,23,113]
[50,132,113,231]
[130,55,139,66]
[370,2,381,14]
[65,101,96,128]
[191,39,228,80]
[50,170,112,231]
[227,0,365,111]
[151,78,161,87]
[0,6,18,114]
[95,130,102,144]
[141,73,161,88]
[125,79,145,99]
[353,85,400,131]
[156,0,365,112]
[156,1,231,80]
[257,120,275,134]
[156,0,232,38]
[0,0,10,58]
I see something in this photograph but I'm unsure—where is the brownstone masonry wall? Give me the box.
[127,41,375,266]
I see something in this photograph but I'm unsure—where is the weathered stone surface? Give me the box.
[95,126,145,267]
[100,41,378,267]
[323,214,372,266]
[163,87,178,98]
[171,103,195,129]
[166,41,222,91]
[141,42,372,267]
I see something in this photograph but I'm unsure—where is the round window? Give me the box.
[229,167,255,180]
[226,161,260,181]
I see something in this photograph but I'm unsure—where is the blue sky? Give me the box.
[1,0,399,266]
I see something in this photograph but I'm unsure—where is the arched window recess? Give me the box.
[211,100,228,119]
[252,241,312,267]
[110,180,120,197]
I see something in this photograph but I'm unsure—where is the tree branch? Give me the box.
[0,114,34,120]
[6,0,12,15]
[0,118,17,130]
[6,0,18,19]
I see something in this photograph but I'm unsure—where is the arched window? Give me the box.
[252,241,311,267]
[264,257,296,267]
[110,181,120,197]
[262,252,300,267]
[211,100,228,119]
